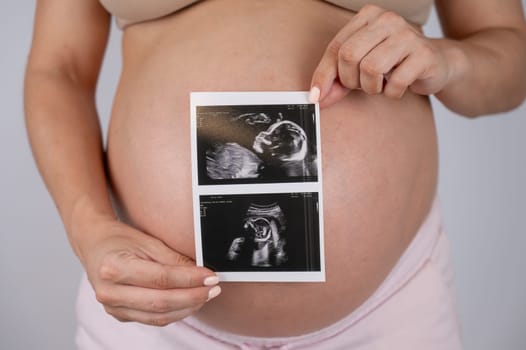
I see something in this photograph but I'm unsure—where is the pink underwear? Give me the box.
[76,197,463,349]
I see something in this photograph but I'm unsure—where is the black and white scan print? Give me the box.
[191,92,325,281]
[196,104,318,185]
[199,193,321,272]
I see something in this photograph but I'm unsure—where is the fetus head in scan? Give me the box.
[244,203,285,243]
[252,119,308,163]
[243,203,287,266]
[244,216,276,243]
[227,203,288,267]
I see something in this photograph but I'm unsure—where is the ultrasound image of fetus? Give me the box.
[227,203,287,267]
[253,118,317,178]
[202,109,317,181]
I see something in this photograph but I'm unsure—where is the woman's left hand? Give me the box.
[310,5,452,108]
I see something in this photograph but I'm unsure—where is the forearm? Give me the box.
[24,70,115,258]
[434,27,526,117]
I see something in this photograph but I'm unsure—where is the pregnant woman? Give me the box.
[24,0,526,349]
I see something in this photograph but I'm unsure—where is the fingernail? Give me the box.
[309,86,320,103]
[207,286,221,301]
[203,276,220,286]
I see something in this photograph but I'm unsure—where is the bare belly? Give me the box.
[106,0,438,337]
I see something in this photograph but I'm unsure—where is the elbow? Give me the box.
[504,88,526,114]
[439,91,526,119]
[449,27,526,118]
[437,72,526,118]
[490,82,526,117]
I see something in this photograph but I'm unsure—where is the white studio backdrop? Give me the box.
[1,2,525,349]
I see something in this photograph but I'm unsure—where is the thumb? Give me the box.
[142,235,199,268]
[310,55,350,108]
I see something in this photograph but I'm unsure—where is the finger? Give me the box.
[358,34,413,94]
[95,284,219,312]
[338,28,389,91]
[309,49,338,104]
[310,5,384,103]
[384,53,428,98]
[318,79,350,109]
[105,304,202,327]
[408,46,446,96]
[99,254,218,289]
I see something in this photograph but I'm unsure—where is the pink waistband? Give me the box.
[182,197,444,349]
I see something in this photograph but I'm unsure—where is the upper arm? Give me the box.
[27,0,111,89]
[435,0,526,38]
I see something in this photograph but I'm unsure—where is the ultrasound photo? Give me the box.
[199,193,321,273]
[196,104,318,185]
[191,92,325,282]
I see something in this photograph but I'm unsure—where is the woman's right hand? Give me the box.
[78,217,220,327]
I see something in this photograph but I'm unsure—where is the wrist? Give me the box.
[67,193,117,261]
[433,38,470,93]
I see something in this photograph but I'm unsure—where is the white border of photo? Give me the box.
[190,91,325,282]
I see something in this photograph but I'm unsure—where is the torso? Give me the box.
[106,0,438,336]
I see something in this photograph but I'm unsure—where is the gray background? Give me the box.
[1,1,525,349]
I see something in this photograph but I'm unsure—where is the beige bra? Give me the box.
[99,0,433,29]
